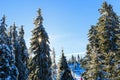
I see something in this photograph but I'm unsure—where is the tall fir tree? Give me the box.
[11,23,28,80]
[57,49,73,80]
[11,23,18,50]
[28,8,52,80]
[0,16,18,80]
[0,43,19,80]
[51,48,57,80]
[97,2,120,79]
[0,15,8,44]
[77,54,80,63]
[11,23,21,79]
[18,25,28,64]
[17,25,29,80]
[97,2,119,53]
[51,48,56,67]
[81,2,120,79]
[81,26,106,79]
[71,55,75,64]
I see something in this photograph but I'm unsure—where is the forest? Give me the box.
[0,1,120,80]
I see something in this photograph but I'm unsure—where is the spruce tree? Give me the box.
[11,23,27,80]
[0,44,18,80]
[81,2,120,79]
[57,49,73,80]
[17,25,29,80]
[71,55,75,64]
[11,23,21,79]
[0,15,8,44]
[81,26,105,79]
[0,16,18,80]
[77,54,80,63]
[51,48,56,67]
[97,2,120,79]
[97,2,119,53]
[28,8,52,80]
[51,48,57,80]
[18,25,28,64]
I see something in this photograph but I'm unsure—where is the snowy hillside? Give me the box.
[69,63,85,80]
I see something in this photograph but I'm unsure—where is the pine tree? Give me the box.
[11,23,27,80]
[51,48,57,68]
[17,25,29,80]
[51,48,57,80]
[81,26,105,79]
[28,8,52,80]
[97,2,120,79]
[81,26,97,69]
[0,15,8,44]
[11,23,18,50]
[71,55,75,64]
[81,2,120,79]
[0,16,18,80]
[97,2,119,53]
[0,44,19,80]
[57,49,73,80]
[18,25,29,64]
[77,54,80,63]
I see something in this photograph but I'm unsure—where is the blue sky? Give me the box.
[0,0,120,58]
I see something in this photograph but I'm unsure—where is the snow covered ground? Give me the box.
[69,63,85,80]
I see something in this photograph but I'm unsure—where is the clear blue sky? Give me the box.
[0,0,120,58]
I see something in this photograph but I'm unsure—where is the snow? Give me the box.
[69,63,85,80]
[54,62,85,80]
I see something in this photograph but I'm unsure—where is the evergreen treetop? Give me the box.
[0,15,8,44]
[97,1,119,53]
[58,49,69,70]
[28,8,52,80]
[57,49,73,80]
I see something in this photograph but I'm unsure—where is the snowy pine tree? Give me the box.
[51,48,57,80]
[51,48,56,68]
[11,23,18,49]
[97,2,120,79]
[18,25,28,64]
[0,15,8,44]
[77,54,80,63]
[57,49,73,80]
[69,55,75,64]
[11,23,27,80]
[81,2,120,79]
[97,2,119,53]
[81,25,105,79]
[17,25,29,80]
[28,8,52,80]
[0,44,18,80]
[0,16,18,80]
